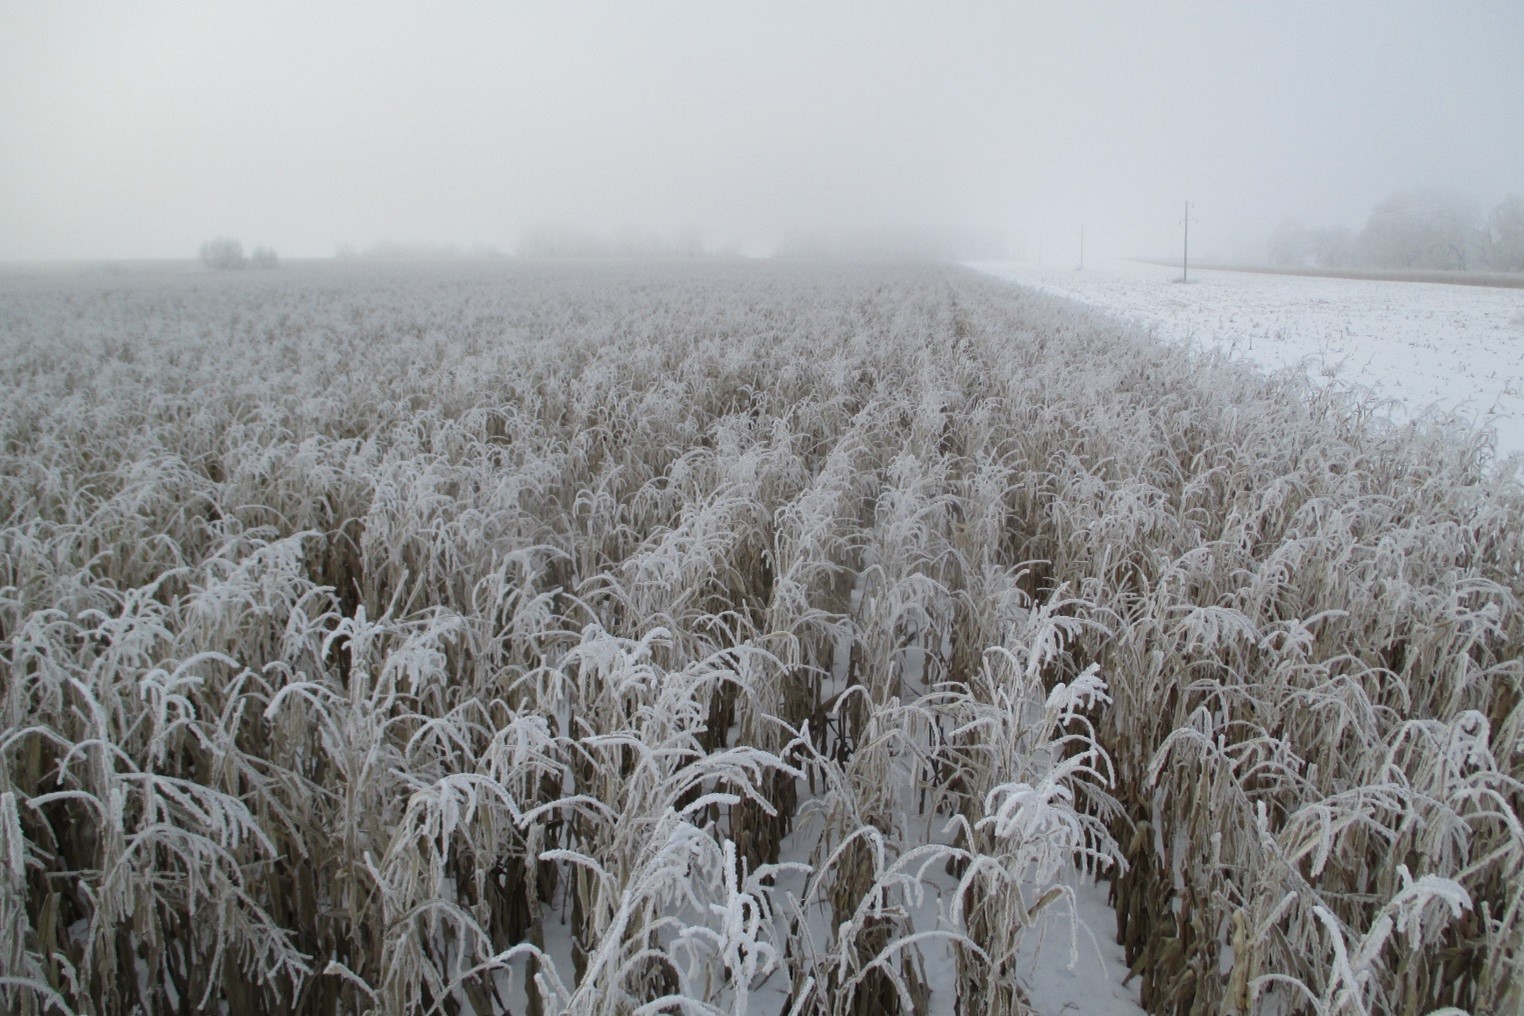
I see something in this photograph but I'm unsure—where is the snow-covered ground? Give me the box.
[969,258,1524,463]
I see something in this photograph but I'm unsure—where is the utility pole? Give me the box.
[1182,200,1191,282]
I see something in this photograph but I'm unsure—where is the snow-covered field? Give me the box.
[970,258,1524,462]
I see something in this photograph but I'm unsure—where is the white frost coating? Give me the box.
[0,260,1512,1014]
[1045,662,1112,720]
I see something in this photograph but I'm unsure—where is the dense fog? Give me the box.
[1,2,1521,262]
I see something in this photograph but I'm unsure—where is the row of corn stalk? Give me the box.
[1,259,1519,1014]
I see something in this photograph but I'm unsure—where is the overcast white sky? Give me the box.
[2,2,1521,260]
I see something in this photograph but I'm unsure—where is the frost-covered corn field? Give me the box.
[2,260,1521,1015]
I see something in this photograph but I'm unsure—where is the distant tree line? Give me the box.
[199,237,279,270]
[328,231,736,261]
[335,240,509,260]
[517,225,729,259]
[773,224,1005,262]
[1269,190,1524,273]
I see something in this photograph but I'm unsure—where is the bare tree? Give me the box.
[1487,195,1524,272]
[1316,225,1356,267]
[1359,189,1483,270]
[198,237,247,270]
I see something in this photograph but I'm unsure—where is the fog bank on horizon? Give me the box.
[2,2,1521,263]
